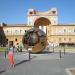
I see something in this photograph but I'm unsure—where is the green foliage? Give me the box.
[0,47,8,52]
[0,27,7,46]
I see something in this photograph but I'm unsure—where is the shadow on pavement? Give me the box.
[15,60,29,67]
[30,51,53,54]
[41,51,53,54]
[0,70,6,74]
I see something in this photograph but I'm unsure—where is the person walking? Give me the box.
[16,43,19,52]
[8,45,15,68]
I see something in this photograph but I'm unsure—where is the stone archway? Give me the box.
[34,17,51,34]
[34,17,51,26]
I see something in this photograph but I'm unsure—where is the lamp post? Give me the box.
[5,48,6,58]
[59,50,62,59]
[64,45,65,55]
[53,43,54,53]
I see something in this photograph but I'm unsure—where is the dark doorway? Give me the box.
[9,41,13,46]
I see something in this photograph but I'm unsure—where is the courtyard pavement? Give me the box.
[0,51,75,75]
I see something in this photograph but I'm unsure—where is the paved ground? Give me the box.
[0,51,75,75]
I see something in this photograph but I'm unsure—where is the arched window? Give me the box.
[15,38,17,41]
[69,38,71,41]
[74,29,75,32]
[64,29,66,32]
[59,38,61,41]
[6,39,8,42]
[64,38,66,41]
[20,30,22,34]
[15,30,18,34]
[6,30,9,33]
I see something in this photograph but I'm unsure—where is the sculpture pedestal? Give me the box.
[28,47,32,61]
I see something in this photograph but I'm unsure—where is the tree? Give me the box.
[0,26,7,46]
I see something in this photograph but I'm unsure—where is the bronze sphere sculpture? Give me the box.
[22,28,47,53]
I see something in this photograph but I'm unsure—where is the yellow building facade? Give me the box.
[1,8,75,47]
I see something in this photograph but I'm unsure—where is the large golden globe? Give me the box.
[22,28,47,53]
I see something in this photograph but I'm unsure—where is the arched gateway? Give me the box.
[27,8,58,26]
[34,17,51,34]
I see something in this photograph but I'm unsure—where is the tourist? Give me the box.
[8,45,15,68]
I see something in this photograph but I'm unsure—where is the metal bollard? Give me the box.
[64,46,65,55]
[5,49,6,58]
[59,50,62,59]
[53,44,54,53]
[29,50,31,61]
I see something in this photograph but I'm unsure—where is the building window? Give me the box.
[15,38,17,41]
[25,30,26,32]
[64,29,66,32]
[7,30,8,33]
[74,29,75,32]
[29,12,33,14]
[20,30,22,33]
[54,21,56,23]
[15,30,17,34]
[6,39,8,42]
[59,38,61,41]
[64,38,66,41]
[69,38,71,41]
[52,11,56,14]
